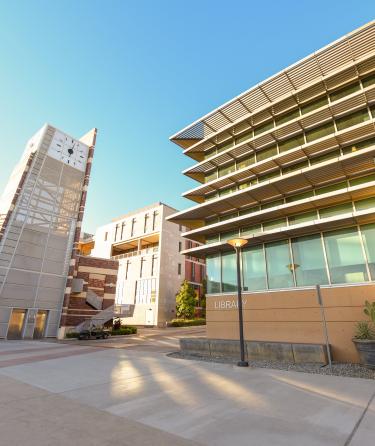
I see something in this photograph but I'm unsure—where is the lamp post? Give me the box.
[227,238,248,367]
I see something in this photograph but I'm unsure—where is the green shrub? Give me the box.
[364,300,375,324]
[168,318,206,327]
[111,326,137,336]
[354,321,375,340]
[66,332,79,338]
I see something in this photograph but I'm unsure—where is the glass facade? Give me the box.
[206,225,375,293]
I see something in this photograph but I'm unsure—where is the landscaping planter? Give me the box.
[353,339,375,369]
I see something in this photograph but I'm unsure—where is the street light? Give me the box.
[227,238,248,367]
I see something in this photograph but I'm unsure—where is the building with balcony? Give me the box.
[0,124,98,339]
[168,21,375,362]
[91,202,204,326]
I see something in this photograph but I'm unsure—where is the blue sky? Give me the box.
[0,0,374,233]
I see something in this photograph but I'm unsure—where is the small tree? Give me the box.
[176,280,196,319]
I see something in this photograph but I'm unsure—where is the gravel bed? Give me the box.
[168,352,375,380]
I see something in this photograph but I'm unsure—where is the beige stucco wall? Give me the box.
[206,283,375,363]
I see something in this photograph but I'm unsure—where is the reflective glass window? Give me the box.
[242,245,267,291]
[279,134,305,153]
[218,162,236,177]
[205,170,217,183]
[263,218,286,231]
[319,202,353,219]
[222,252,237,292]
[206,234,220,244]
[342,137,375,155]
[235,130,253,145]
[288,210,317,225]
[336,109,370,131]
[254,120,274,136]
[323,227,368,284]
[261,199,284,210]
[237,154,255,170]
[362,74,375,88]
[285,190,314,203]
[206,254,221,293]
[221,230,239,241]
[310,149,341,165]
[240,225,261,236]
[301,96,328,115]
[265,240,294,289]
[349,173,375,187]
[360,223,375,278]
[305,122,335,143]
[291,234,329,286]
[355,197,375,212]
[315,181,346,196]
[256,145,278,162]
[239,206,260,216]
[330,82,360,102]
[282,160,309,174]
[275,109,300,126]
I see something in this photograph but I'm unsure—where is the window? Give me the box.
[222,251,237,292]
[336,109,370,131]
[286,190,314,203]
[323,227,368,284]
[220,230,239,241]
[291,235,328,286]
[362,73,375,88]
[205,170,217,183]
[256,145,277,162]
[235,130,253,145]
[254,120,274,136]
[349,173,375,187]
[275,109,300,126]
[120,222,125,240]
[104,232,108,241]
[319,202,353,219]
[206,254,221,293]
[305,122,335,143]
[278,134,305,153]
[151,255,157,276]
[310,149,341,165]
[261,199,283,210]
[179,224,183,231]
[315,181,346,195]
[178,241,182,252]
[178,263,182,275]
[131,218,136,237]
[263,218,286,231]
[220,212,237,222]
[342,137,375,154]
[140,257,145,278]
[355,197,375,211]
[360,223,375,278]
[240,225,261,236]
[114,224,119,241]
[125,260,130,280]
[301,96,328,115]
[144,214,149,233]
[330,82,360,102]
[219,186,237,197]
[206,234,220,244]
[242,245,267,291]
[282,160,309,174]
[218,162,236,177]
[237,154,255,170]
[217,139,234,153]
[288,210,317,225]
[191,262,195,281]
[152,211,159,230]
[265,240,294,289]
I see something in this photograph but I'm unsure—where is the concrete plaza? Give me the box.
[0,327,374,446]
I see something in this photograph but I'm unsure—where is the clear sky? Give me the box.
[0,0,374,233]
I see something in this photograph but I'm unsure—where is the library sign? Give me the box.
[214,298,247,310]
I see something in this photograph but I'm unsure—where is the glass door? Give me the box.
[7,309,27,339]
[33,310,48,339]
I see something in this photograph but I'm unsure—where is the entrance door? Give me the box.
[33,310,48,339]
[7,309,27,339]
[145,308,154,326]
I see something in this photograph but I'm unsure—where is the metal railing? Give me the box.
[111,246,158,260]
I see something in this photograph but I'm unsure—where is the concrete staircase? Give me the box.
[74,303,135,333]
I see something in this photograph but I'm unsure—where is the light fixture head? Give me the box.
[227,238,248,249]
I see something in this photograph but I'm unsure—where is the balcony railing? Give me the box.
[111,246,158,260]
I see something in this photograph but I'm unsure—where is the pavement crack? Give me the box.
[344,389,375,446]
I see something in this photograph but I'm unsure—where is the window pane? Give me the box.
[263,218,286,231]
[254,120,274,136]
[222,252,237,292]
[265,240,294,289]
[275,109,300,126]
[323,227,368,284]
[206,254,221,293]
[362,74,375,88]
[355,197,375,212]
[237,154,255,170]
[239,205,260,216]
[206,234,219,244]
[205,170,217,183]
[256,145,278,162]
[305,122,335,143]
[315,181,347,195]
[310,149,341,165]
[220,212,238,222]
[342,137,375,154]
[349,173,375,187]
[330,82,360,102]
[288,210,317,225]
[286,190,314,203]
[261,199,284,210]
[204,148,216,160]
[301,96,328,115]
[259,170,279,182]
[336,109,370,131]
[282,160,309,174]
[221,230,239,241]
[360,223,375,278]
[242,245,267,291]
[218,163,235,177]
[319,202,353,219]
[217,139,234,153]
[235,130,253,145]
[240,225,261,236]
[279,134,304,153]
[291,235,329,286]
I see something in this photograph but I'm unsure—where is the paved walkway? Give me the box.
[0,328,374,445]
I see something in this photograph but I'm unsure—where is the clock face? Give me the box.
[48,130,89,172]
